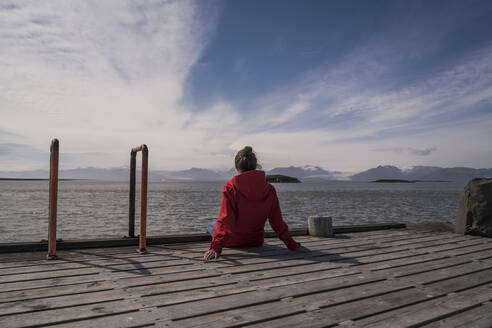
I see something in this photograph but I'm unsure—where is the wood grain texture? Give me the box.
[0,229,491,327]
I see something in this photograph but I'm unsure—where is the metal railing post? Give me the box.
[128,151,136,238]
[139,146,148,253]
[130,144,148,254]
[47,139,59,260]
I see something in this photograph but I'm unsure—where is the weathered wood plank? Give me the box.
[198,288,431,328]
[137,267,363,308]
[117,258,349,295]
[0,280,116,303]
[0,274,104,293]
[123,259,342,292]
[365,247,492,272]
[422,267,492,295]
[337,241,491,266]
[164,280,419,327]
[0,230,453,268]
[370,253,492,279]
[230,274,492,328]
[129,248,492,311]
[0,267,102,284]
[0,289,124,316]
[3,233,481,285]
[394,262,492,287]
[152,230,441,254]
[115,237,490,287]
[47,309,158,327]
[354,283,492,327]
[420,301,492,328]
[0,299,141,328]
[245,285,492,328]
[0,230,490,328]
[0,252,192,273]
[150,275,387,322]
[0,244,396,279]
[150,230,419,254]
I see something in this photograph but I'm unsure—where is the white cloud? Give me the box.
[258,98,310,126]
[0,1,221,170]
[229,115,492,172]
[374,147,437,156]
[226,44,492,171]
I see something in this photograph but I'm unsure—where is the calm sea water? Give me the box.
[0,180,465,243]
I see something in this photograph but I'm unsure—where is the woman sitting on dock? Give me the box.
[204,146,307,261]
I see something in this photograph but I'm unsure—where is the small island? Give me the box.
[371,179,451,183]
[371,179,416,183]
[266,174,301,183]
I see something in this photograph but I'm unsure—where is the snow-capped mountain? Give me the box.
[350,165,492,182]
[266,165,343,181]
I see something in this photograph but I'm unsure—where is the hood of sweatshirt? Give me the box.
[231,170,271,201]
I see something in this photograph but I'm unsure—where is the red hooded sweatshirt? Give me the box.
[209,170,301,254]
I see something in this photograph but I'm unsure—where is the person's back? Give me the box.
[223,170,272,246]
[204,146,305,261]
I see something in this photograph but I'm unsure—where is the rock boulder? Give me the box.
[455,178,492,237]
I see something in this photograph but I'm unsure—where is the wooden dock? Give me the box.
[1,228,492,327]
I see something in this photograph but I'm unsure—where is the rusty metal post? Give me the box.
[47,139,59,260]
[130,144,148,254]
[139,146,148,253]
[128,151,136,238]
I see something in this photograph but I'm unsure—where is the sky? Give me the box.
[1,0,492,173]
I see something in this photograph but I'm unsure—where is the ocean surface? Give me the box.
[0,180,465,243]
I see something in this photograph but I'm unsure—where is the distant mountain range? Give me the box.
[267,165,345,181]
[156,168,234,181]
[0,167,231,181]
[350,165,492,182]
[1,165,491,182]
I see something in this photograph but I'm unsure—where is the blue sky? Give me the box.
[1,0,491,172]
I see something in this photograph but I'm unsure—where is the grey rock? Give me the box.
[455,178,492,237]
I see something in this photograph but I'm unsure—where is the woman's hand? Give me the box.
[203,250,220,261]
